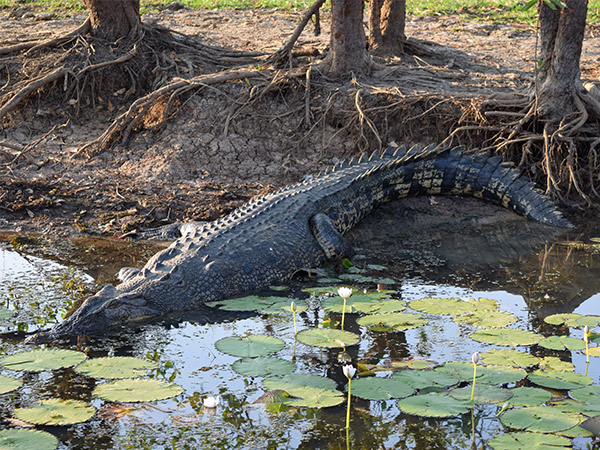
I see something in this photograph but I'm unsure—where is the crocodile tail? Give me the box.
[373,144,573,228]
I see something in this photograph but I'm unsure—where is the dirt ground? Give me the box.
[0,6,599,237]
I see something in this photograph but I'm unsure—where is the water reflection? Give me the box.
[0,200,599,450]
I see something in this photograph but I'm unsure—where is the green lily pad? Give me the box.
[0,349,86,372]
[479,349,540,368]
[470,328,542,346]
[357,312,428,332]
[296,328,359,348]
[14,399,95,425]
[449,385,512,404]
[586,347,600,357]
[397,393,472,417]
[350,376,415,400]
[93,378,183,402]
[569,385,600,404]
[551,400,600,417]
[263,373,336,393]
[538,356,575,372]
[263,374,343,408]
[544,313,582,326]
[409,297,473,315]
[538,335,586,351]
[392,369,459,390]
[206,296,307,315]
[528,370,593,390]
[508,387,552,407]
[232,357,295,377]
[500,405,583,432]
[302,286,353,296]
[0,374,22,394]
[322,295,405,314]
[488,431,572,449]
[438,362,526,385]
[0,308,11,320]
[559,424,594,438]
[544,313,600,328]
[0,429,58,450]
[74,356,158,379]
[453,309,517,328]
[215,334,285,357]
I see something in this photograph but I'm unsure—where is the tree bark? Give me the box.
[536,0,588,123]
[320,0,371,76]
[368,0,406,55]
[82,0,141,41]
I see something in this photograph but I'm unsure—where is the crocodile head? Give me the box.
[26,284,164,343]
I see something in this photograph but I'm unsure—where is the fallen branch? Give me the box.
[267,0,326,66]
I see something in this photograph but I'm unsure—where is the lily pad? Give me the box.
[322,295,405,314]
[453,309,517,328]
[508,387,552,407]
[0,374,22,394]
[528,370,593,390]
[397,393,472,417]
[488,431,572,449]
[296,328,359,348]
[470,328,542,346]
[479,348,540,368]
[538,335,586,351]
[74,356,158,379]
[350,377,415,400]
[0,308,11,320]
[0,429,58,450]
[206,295,307,315]
[538,356,575,372]
[215,334,285,357]
[262,374,343,408]
[232,357,295,377]
[449,385,512,404]
[544,313,582,326]
[438,362,526,385]
[392,369,459,390]
[500,405,583,433]
[0,349,86,372]
[357,312,428,332]
[14,399,95,425]
[93,378,184,402]
[409,297,473,315]
[569,385,600,404]
[551,399,600,417]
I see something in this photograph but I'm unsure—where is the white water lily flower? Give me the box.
[203,395,220,409]
[584,326,589,345]
[472,351,479,365]
[342,364,356,380]
[338,287,353,300]
[290,301,296,312]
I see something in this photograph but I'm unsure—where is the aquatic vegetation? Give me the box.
[0,349,86,372]
[342,364,355,429]
[74,356,158,379]
[470,351,479,402]
[93,378,184,402]
[203,395,220,409]
[232,356,295,377]
[214,334,285,357]
[295,328,359,348]
[14,399,95,426]
[337,287,353,330]
[0,429,58,450]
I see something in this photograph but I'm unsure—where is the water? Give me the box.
[0,206,599,450]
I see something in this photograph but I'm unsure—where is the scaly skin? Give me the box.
[29,144,572,341]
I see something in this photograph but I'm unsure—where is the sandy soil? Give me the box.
[0,6,598,237]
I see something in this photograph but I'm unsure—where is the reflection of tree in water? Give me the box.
[348,197,600,318]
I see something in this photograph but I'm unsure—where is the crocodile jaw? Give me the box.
[27,285,161,343]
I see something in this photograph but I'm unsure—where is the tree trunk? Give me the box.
[82,0,141,41]
[368,0,406,55]
[536,0,588,123]
[320,0,371,76]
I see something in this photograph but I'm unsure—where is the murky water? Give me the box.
[0,204,599,450]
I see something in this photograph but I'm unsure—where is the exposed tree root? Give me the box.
[441,87,600,204]
[0,19,263,126]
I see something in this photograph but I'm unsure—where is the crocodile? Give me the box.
[29,144,572,342]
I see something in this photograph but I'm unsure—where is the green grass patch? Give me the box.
[0,0,598,25]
